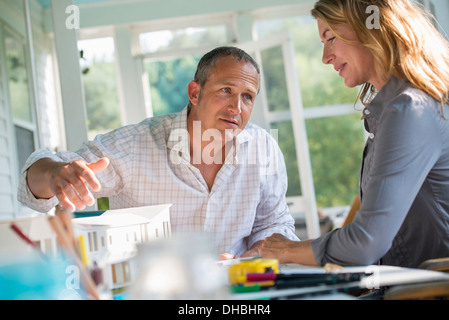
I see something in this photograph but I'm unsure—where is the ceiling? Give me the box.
[36,0,126,8]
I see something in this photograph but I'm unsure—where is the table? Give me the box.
[229,264,449,300]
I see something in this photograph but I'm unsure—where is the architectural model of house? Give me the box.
[72,204,172,292]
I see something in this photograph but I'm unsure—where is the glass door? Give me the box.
[238,32,320,238]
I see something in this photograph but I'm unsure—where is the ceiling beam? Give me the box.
[42,0,313,33]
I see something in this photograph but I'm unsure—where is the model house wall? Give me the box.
[72,204,172,291]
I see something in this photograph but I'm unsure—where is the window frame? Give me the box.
[132,12,238,118]
[4,25,39,154]
[0,21,40,218]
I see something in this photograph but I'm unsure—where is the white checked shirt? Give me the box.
[18,107,298,255]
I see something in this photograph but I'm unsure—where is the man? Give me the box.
[18,46,298,257]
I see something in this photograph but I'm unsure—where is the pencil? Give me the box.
[78,235,89,266]
[10,223,47,259]
[49,214,100,300]
[55,204,77,250]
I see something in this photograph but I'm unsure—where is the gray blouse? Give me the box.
[311,76,449,268]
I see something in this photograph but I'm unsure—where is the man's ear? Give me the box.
[188,81,200,106]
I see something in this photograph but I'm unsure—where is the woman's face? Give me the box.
[317,18,386,90]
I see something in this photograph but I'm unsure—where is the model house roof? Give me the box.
[73,204,171,230]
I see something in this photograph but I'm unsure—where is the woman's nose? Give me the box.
[322,46,335,65]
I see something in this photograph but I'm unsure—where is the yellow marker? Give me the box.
[78,235,89,266]
[228,258,279,285]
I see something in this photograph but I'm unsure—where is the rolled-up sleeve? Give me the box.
[311,91,442,266]
[17,130,132,213]
[17,149,66,212]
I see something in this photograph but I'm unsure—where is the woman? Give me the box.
[261,0,449,268]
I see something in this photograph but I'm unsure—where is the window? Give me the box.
[4,28,38,176]
[163,221,170,238]
[139,25,229,54]
[254,15,366,208]
[138,18,235,116]
[6,32,32,122]
[14,126,34,174]
[144,55,201,116]
[78,37,121,140]
[258,45,302,197]
[87,231,98,252]
[111,261,131,286]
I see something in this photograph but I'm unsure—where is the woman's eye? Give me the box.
[328,36,336,43]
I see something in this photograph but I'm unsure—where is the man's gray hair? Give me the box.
[193,46,260,88]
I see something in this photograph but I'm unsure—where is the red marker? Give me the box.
[10,223,47,259]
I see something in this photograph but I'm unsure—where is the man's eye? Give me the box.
[244,94,253,101]
[222,88,231,93]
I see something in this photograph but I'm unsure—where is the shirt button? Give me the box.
[369,133,375,139]
[364,109,371,115]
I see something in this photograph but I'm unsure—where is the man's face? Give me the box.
[187,56,259,138]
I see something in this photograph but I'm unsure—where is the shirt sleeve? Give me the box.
[247,133,299,248]
[311,94,442,266]
[17,149,63,212]
[17,129,134,213]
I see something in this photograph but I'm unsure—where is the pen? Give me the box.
[244,272,368,283]
[232,283,267,293]
[234,272,369,291]
[232,281,362,299]
[233,279,345,292]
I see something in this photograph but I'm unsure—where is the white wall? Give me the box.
[0,0,62,219]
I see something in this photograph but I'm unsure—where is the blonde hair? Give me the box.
[311,0,449,113]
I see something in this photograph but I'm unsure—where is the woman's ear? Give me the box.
[187,81,200,106]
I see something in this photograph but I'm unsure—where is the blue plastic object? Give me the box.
[0,255,86,300]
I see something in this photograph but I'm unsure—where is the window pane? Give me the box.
[260,45,289,112]
[271,121,302,197]
[306,113,365,207]
[255,16,359,108]
[140,24,232,116]
[144,55,201,116]
[255,15,364,208]
[14,125,35,175]
[5,32,31,122]
[78,37,121,139]
[139,25,228,54]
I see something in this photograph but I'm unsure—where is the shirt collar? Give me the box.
[363,76,410,121]
[166,105,253,160]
